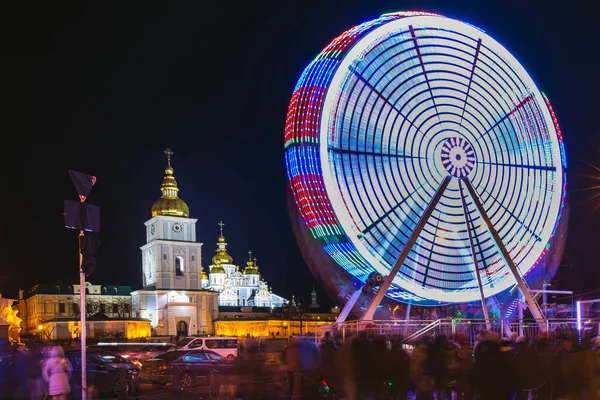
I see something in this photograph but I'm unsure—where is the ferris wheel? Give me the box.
[284,12,567,326]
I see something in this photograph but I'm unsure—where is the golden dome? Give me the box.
[211,221,233,264]
[201,270,209,280]
[212,250,233,265]
[210,262,226,275]
[151,148,190,218]
[243,257,260,276]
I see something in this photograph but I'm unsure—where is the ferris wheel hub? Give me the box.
[441,138,475,178]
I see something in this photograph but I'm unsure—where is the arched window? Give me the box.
[102,287,107,295]
[175,256,184,276]
[85,288,89,295]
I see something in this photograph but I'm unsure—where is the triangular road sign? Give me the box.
[68,170,97,202]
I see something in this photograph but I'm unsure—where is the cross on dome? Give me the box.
[218,221,225,236]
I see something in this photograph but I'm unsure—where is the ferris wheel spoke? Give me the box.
[459,180,491,329]
[361,180,429,235]
[479,186,542,242]
[361,175,452,321]
[420,213,441,288]
[409,25,443,127]
[331,148,425,160]
[348,66,428,138]
[457,39,482,133]
[462,177,546,327]
[475,94,534,143]
[478,161,556,171]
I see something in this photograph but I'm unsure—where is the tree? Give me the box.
[112,297,132,318]
[34,322,56,341]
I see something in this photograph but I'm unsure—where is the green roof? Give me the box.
[25,284,133,298]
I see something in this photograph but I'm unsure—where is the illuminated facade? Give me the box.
[205,227,287,307]
[14,283,149,340]
[131,149,219,336]
[285,12,567,307]
[130,150,286,336]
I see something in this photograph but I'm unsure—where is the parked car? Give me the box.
[126,343,176,363]
[141,349,233,388]
[85,347,144,369]
[60,348,141,398]
[176,336,239,360]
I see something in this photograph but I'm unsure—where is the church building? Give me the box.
[204,225,287,308]
[131,150,287,337]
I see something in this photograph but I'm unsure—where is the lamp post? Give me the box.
[283,321,288,337]
[37,324,43,341]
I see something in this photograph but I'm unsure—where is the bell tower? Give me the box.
[141,149,203,290]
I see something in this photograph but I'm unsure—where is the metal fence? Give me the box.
[317,318,581,347]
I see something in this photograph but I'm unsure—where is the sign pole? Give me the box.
[65,170,100,400]
[79,229,87,400]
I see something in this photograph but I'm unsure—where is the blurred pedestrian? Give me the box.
[42,346,72,400]
[454,333,474,400]
[25,341,45,400]
[0,340,15,400]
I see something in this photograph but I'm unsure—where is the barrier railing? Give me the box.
[317,318,581,347]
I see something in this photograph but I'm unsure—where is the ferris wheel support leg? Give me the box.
[360,176,452,322]
[336,288,364,323]
[462,178,546,331]
[459,181,492,331]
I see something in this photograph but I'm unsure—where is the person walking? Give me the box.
[42,346,72,400]
[25,341,45,400]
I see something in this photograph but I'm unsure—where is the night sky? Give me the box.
[1,0,598,306]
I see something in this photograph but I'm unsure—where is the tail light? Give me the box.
[158,364,171,371]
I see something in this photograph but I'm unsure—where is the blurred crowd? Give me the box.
[0,340,72,400]
[285,330,600,400]
[4,330,600,400]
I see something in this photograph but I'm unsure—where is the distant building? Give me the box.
[204,230,287,308]
[131,149,287,337]
[131,149,219,337]
[14,283,150,340]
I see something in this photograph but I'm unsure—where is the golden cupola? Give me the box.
[151,148,190,218]
[211,221,233,265]
[210,259,226,274]
[200,266,209,280]
[243,255,260,276]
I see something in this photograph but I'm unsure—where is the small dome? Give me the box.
[211,263,226,274]
[151,149,190,217]
[212,250,233,265]
[243,258,260,276]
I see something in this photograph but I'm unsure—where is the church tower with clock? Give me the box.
[141,149,206,290]
[132,149,217,336]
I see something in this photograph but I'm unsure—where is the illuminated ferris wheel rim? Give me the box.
[285,11,566,305]
[317,15,565,303]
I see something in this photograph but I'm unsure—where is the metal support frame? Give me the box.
[462,178,546,330]
[335,288,363,323]
[361,176,452,321]
[459,180,491,330]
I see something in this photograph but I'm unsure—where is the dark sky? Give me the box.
[1,0,598,305]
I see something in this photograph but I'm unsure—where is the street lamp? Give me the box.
[283,321,288,337]
[37,324,44,341]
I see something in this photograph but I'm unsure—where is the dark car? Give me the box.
[85,347,144,369]
[62,349,140,398]
[126,343,176,363]
[141,349,232,388]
